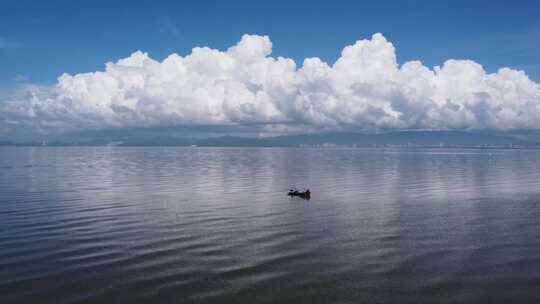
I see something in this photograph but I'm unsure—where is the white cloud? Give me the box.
[1,33,540,136]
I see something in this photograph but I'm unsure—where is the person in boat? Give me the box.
[288,188,310,198]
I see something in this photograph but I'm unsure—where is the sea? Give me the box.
[1,147,540,303]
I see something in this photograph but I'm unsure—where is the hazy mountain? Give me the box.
[2,130,538,148]
[193,131,535,147]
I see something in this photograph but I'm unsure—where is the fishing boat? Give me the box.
[287,188,311,199]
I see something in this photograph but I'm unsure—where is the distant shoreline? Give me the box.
[3,130,539,149]
[2,144,540,150]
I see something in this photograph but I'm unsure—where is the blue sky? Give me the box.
[1,0,539,85]
[1,0,540,140]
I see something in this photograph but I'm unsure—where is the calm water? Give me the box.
[1,147,540,303]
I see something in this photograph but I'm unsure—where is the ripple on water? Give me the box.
[1,147,540,303]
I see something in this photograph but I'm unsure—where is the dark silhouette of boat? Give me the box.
[288,188,311,199]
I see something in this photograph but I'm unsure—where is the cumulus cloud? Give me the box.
[1,33,540,136]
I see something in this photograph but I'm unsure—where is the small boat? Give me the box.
[287,188,311,199]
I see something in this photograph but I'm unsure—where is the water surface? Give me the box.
[1,147,540,303]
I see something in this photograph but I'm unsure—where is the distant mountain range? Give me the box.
[1,130,539,148]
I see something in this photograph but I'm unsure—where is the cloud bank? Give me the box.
[2,33,540,137]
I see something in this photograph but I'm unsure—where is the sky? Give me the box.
[1,0,540,139]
